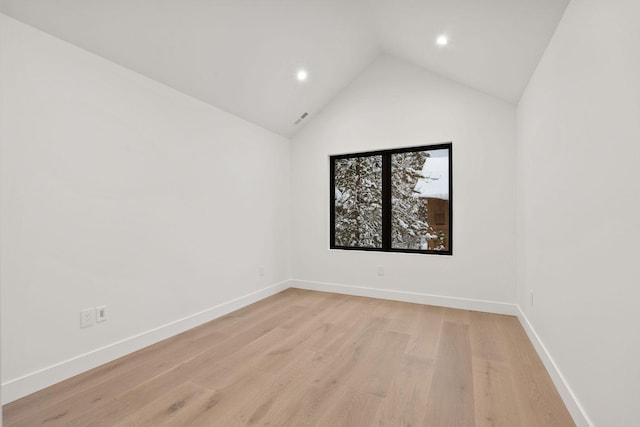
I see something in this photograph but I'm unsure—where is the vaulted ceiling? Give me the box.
[0,0,569,137]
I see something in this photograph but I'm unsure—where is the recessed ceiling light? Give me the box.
[436,35,448,46]
[296,69,308,81]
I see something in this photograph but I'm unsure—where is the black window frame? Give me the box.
[330,142,452,255]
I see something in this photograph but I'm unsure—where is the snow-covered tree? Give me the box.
[391,151,447,250]
[334,155,382,247]
[391,151,430,249]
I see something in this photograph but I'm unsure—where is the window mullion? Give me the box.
[381,153,392,251]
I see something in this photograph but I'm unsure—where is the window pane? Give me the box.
[334,155,383,248]
[392,149,450,251]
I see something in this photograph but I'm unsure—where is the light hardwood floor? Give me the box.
[3,289,575,426]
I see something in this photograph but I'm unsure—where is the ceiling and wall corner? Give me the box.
[0,0,569,137]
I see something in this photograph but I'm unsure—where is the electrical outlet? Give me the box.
[80,308,95,328]
[96,305,107,323]
[377,265,384,276]
[259,266,265,277]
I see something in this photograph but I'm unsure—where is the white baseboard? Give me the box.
[516,307,593,427]
[1,280,290,404]
[290,279,518,316]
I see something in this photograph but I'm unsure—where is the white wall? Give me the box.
[517,0,640,425]
[0,14,290,402]
[291,55,517,310]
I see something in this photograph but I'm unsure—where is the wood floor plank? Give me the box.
[373,355,435,426]
[63,361,214,427]
[384,300,421,334]
[499,317,575,427]
[405,303,444,360]
[269,316,390,425]
[278,290,342,329]
[472,359,520,427]
[314,385,383,427]
[348,330,410,397]
[4,289,575,427]
[113,381,210,427]
[177,370,278,427]
[210,348,325,426]
[210,288,301,334]
[469,310,509,363]
[191,326,293,390]
[469,310,522,426]
[424,321,476,427]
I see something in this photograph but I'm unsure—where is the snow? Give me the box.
[414,156,449,200]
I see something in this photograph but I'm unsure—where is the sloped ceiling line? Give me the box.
[0,0,569,137]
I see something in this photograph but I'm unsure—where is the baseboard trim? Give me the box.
[290,279,518,316]
[1,280,291,404]
[516,307,593,427]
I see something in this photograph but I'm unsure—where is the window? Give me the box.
[330,143,452,255]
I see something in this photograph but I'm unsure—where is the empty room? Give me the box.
[0,0,638,426]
